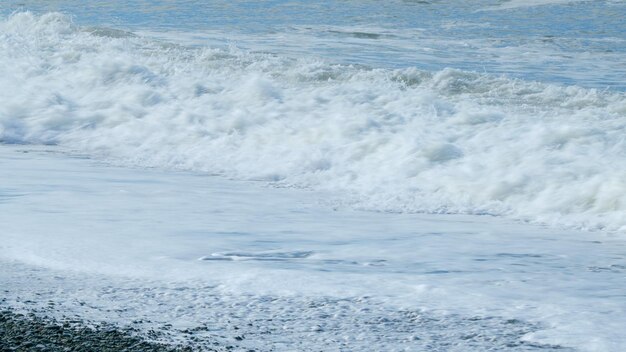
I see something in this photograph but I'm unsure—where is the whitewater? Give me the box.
[1,12,625,232]
[1,1,626,351]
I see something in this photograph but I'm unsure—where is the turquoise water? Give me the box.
[2,0,625,89]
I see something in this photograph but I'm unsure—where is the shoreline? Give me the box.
[0,308,210,352]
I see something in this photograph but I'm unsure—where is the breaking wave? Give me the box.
[1,12,625,232]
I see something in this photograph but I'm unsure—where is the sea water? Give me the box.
[1,1,625,351]
[3,145,626,351]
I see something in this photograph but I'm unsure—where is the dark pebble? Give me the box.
[0,309,218,352]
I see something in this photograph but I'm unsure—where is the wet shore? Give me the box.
[0,309,204,352]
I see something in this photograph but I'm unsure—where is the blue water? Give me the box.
[1,3,626,350]
[2,0,625,90]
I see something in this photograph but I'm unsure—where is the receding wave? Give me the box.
[1,12,625,232]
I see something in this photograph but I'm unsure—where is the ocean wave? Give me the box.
[1,12,625,232]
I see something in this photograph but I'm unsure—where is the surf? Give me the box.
[1,12,625,232]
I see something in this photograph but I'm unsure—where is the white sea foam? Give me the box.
[1,12,625,233]
[480,0,589,11]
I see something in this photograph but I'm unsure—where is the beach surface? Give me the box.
[0,309,199,352]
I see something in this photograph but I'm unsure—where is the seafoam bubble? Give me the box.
[421,143,463,163]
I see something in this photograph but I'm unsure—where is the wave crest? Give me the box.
[1,12,625,232]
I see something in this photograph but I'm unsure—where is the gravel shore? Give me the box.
[0,309,203,352]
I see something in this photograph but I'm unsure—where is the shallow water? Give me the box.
[1,145,625,351]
